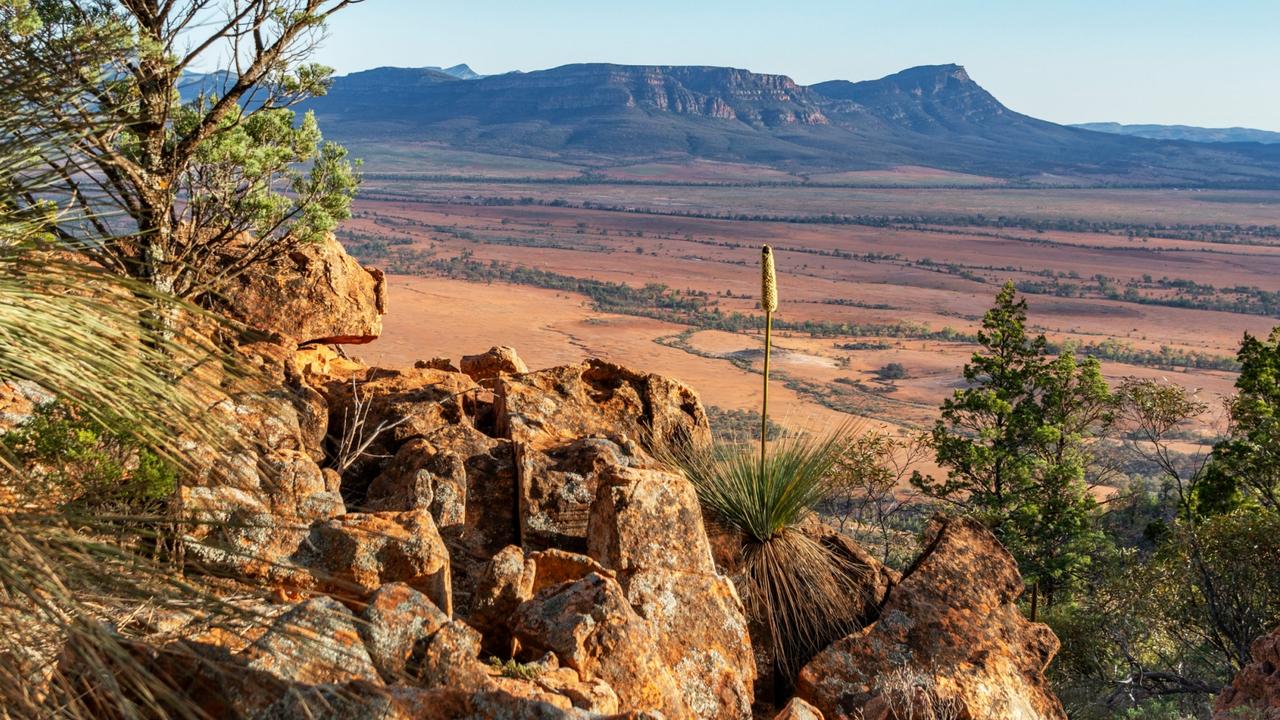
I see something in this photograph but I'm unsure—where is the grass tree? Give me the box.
[666,245,862,682]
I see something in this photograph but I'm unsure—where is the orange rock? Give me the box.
[219,232,385,345]
[495,359,711,453]
[797,515,1066,720]
[460,345,529,382]
[589,465,754,720]
[305,509,452,612]
[1215,626,1280,720]
[513,572,691,718]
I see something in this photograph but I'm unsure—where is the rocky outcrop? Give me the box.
[589,464,755,720]
[1215,626,1280,720]
[220,233,385,345]
[241,596,381,685]
[358,582,450,680]
[460,345,529,382]
[100,313,1071,720]
[513,571,691,718]
[496,359,710,452]
[301,509,452,611]
[796,515,1066,720]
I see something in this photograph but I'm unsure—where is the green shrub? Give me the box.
[875,362,908,380]
[2,402,177,511]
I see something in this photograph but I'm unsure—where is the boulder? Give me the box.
[588,465,717,580]
[220,232,385,345]
[796,515,1067,720]
[512,572,691,718]
[516,437,638,551]
[358,582,450,681]
[409,619,489,691]
[495,359,711,453]
[364,436,468,522]
[303,509,452,612]
[241,596,381,685]
[1215,626,1280,720]
[528,549,614,594]
[589,465,754,720]
[775,698,825,720]
[468,545,537,654]
[461,346,529,382]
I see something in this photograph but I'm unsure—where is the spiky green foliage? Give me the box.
[0,6,280,715]
[683,432,851,543]
[665,428,867,680]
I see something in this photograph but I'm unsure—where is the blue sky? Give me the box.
[312,0,1280,131]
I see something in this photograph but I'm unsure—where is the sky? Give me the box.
[311,0,1280,131]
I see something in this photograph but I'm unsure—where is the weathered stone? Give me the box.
[321,367,479,484]
[529,665,621,714]
[241,596,380,685]
[797,515,1067,720]
[460,345,529,382]
[365,436,467,523]
[589,465,716,580]
[775,697,825,720]
[517,438,637,551]
[495,359,711,453]
[513,572,691,718]
[1215,625,1280,720]
[589,464,754,720]
[469,545,537,654]
[528,549,613,594]
[303,509,452,612]
[220,233,385,345]
[409,620,489,691]
[358,582,450,681]
[0,379,51,433]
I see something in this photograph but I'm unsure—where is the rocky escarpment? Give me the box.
[26,241,1074,719]
[141,333,755,719]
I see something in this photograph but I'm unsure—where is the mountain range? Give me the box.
[299,62,1280,186]
[1071,122,1280,145]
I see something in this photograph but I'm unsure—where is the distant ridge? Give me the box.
[426,63,483,80]
[1072,122,1280,145]
[298,62,1280,186]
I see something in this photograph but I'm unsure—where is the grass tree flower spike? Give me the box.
[761,244,777,474]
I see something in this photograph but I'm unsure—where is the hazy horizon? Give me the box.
[311,0,1280,133]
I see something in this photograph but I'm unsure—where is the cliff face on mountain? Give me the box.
[300,62,1280,184]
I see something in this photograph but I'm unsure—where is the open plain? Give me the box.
[349,164,1280,466]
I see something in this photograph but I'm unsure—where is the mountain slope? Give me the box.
[1072,122,1280,145]
[301,62,1280,186]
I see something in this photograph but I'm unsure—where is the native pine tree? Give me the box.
[913,282,1109,615]
[1200,326,1280,515]
[4,0,362,300]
